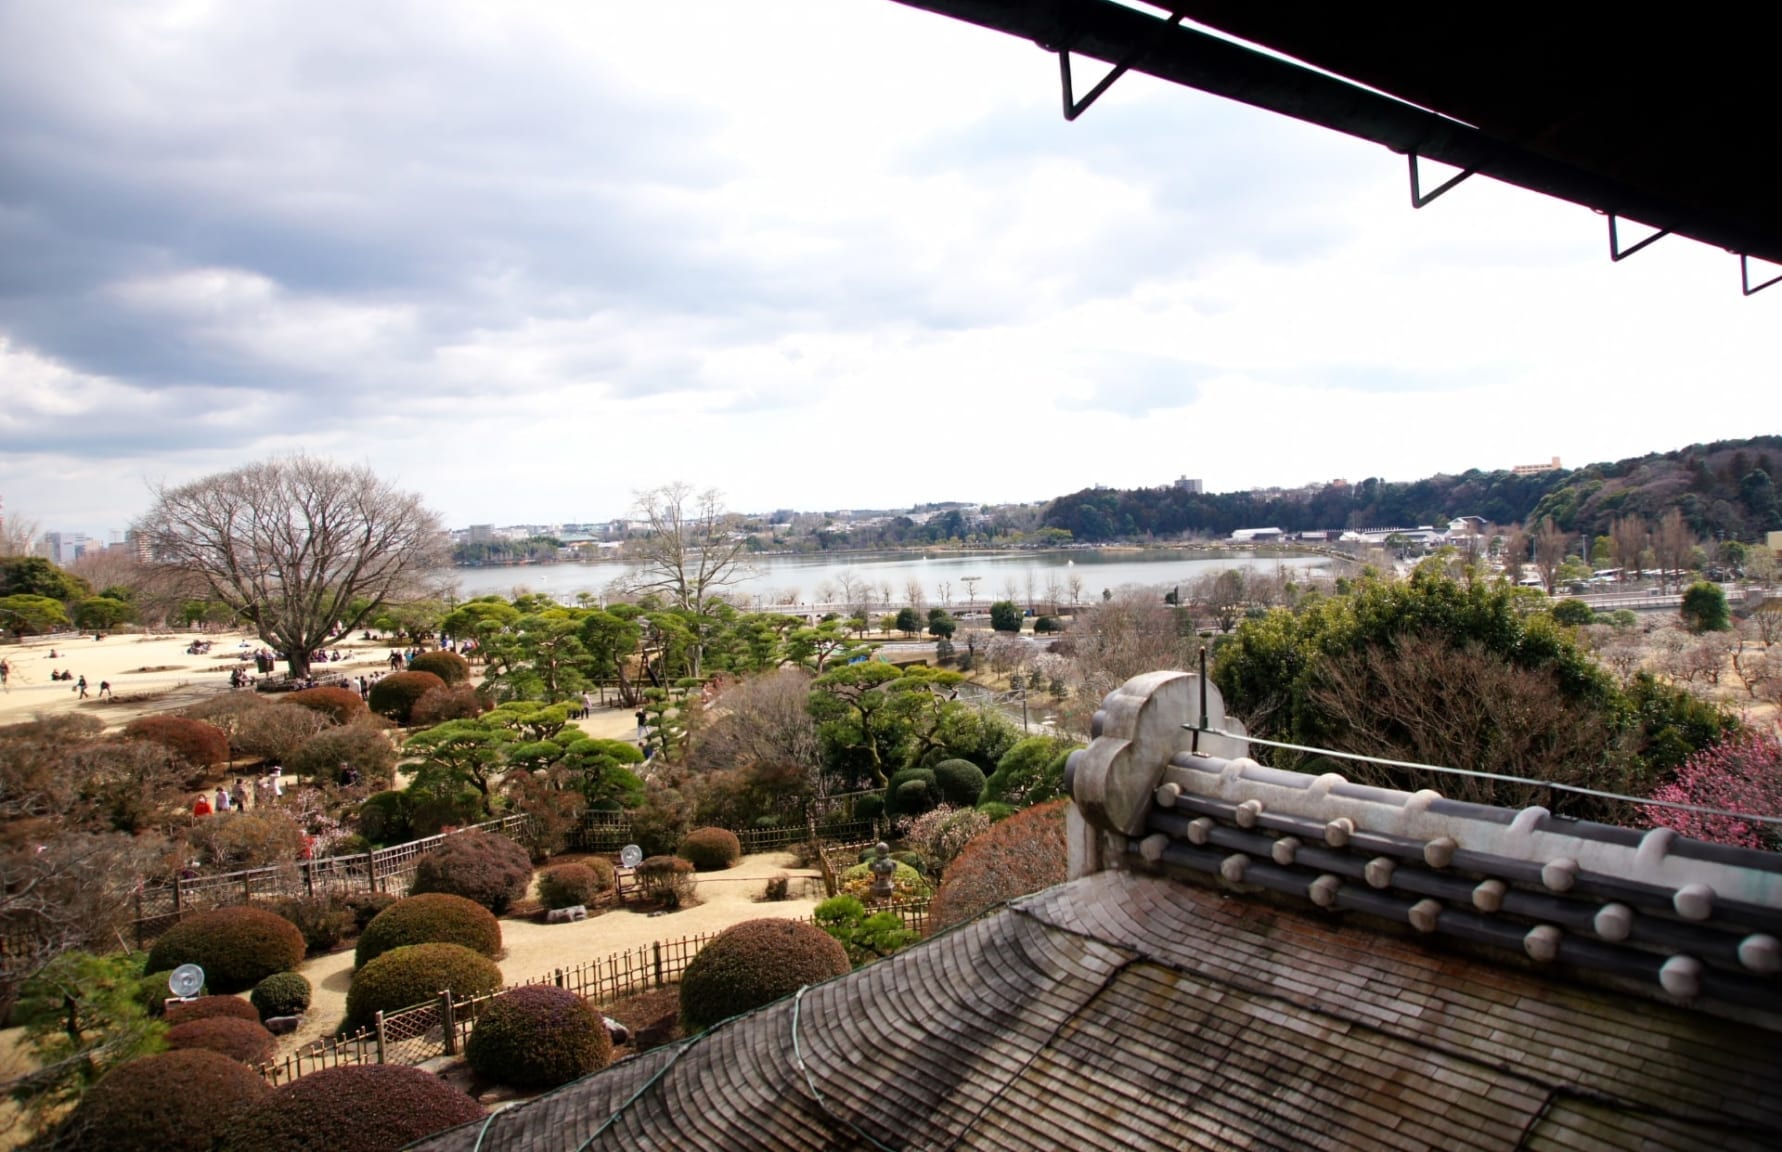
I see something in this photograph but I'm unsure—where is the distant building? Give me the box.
[1512,456,1563,476]
[1229,527,1283,542]
[40,531,91,566]
[466,524,495,544]
[1173,476,1203,494]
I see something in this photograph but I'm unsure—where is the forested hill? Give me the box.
[1041,436,1782,543]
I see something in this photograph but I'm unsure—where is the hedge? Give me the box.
[928,798,1069,931]
[58,1049,270,1152]
[410,830,532,914]
[217,1064,484,1152]
[466,985,612,1089]
[367,670,446,725]
[166,1016,278,1065]
[536,862,609,911]
[251,972,313,1020]
[343,943,502,1032]
[354,893,502,969]
[122,715,230,769]
[164,995,260,1027]
[407,650,471,685]
[147,906,306,993]
[678,826,741,871]
[678,919,850,1033]
[285,686,365,725]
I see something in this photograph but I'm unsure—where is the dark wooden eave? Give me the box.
[885,1,1782,270]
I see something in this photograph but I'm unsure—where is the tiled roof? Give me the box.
[412,670,1782,1152]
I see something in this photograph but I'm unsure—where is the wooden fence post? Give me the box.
[440,991,457,1056]
[652,941,664,988]
[303,859,314,898]
[374,1012,386,1064]
[367,850,379,894]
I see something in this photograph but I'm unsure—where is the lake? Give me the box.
[439,548,1329,611]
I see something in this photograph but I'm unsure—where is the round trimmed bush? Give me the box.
[536,862,607,911]
[167,1016,277,1065]
[354,893,502,969]
[61,1048,270,1152]
[217,1064,483,1152]
[931,759,987,808]
[252,972,312,1020]
[678,918,850,1033]
[885,766,938,819]
[854,793,885,823]
[288,723,397,784]
[409,830,532,914]
[147,906,307,993]
[122,715,230,769]
[344,943,502,1032]
[635,854,697,909]
[367,670,446,725]
[165,995,261,1027]
[678,826,741,872]
[285,686,365,725]
[929,799,1069,932]
[407,650,471,685]
[358,790,411,844]
[466,985,611,1089]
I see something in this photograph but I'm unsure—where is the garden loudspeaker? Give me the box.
[168,964,205,999]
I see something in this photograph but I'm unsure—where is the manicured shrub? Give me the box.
[839,859,931,902]
[635,855,697,909]
[147,906,306,993]
[678,826,741,871]
[288,722,397,784]
[344,891,398,932]
[930,758,987,808]
[285,686,365,725]
[409,830,533,914]
[358,790,411,844]
[885,766,937,819]
[217,1064,484,1152]
[762,873,791,901]
[410,683,489,726]
[367,670,446,725]
[354,893,502,969]
[232,704,329,766]
[251,972,312,1020]
[122,714,229,769]
[270,895,356,955]
[404,783,486,837]
[343,943,503,1032]
[59,1048,270,1152]
[466,985,611,1089]
[536,862,604,910]
[1550,598,1595,627]
[678,918,850,1033]
[853,793,885,823]
[164,995,260,1027]
[407,650,471,685]
[928,798,1069,932]
[980,735,1078,808]
[167,1016,277,1065]
[186,810,307,872]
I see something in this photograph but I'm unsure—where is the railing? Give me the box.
[127,814,534,949]
[256,901,931,1086]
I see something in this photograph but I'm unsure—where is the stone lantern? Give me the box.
[869,841,896,902]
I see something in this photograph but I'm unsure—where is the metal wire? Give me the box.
[791,985,900,1152]
[1202,727,1782,829]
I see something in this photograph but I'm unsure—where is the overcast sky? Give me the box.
[3,0,1776,540]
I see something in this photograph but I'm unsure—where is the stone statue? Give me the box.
[869,841,896,901]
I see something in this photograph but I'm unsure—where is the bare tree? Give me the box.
[626,483,752,622]
[1534,517,1571,595]
[0,496,39,557]
[1060,588,1198,730]
[1043,573,1063,614]
[1609,515,1649,584]
[1310,636,1614,814]
[1655,509,1696,593]
[1501,524,1530,584]
[903,578,926,612]
[1066,571,1084,606]
[135,456,445,677]
[833,571,866,620]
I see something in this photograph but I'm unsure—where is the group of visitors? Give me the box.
[191,771,284,817]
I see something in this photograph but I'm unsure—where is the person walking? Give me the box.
[75,675,88,699]
[0,658,10,691]
[214,784,231,812]
[192,794,212,817]
[97,680,112,699]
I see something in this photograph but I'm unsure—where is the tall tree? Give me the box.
[1655,508,1696,592]
[1533,516,1571,595]
[1609,515,1648,583]
[624,484,750,675]
[135,456,446,677]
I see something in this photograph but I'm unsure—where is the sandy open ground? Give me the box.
[281,852,824,1055]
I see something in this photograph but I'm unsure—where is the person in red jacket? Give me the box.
[192,794,212,817]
